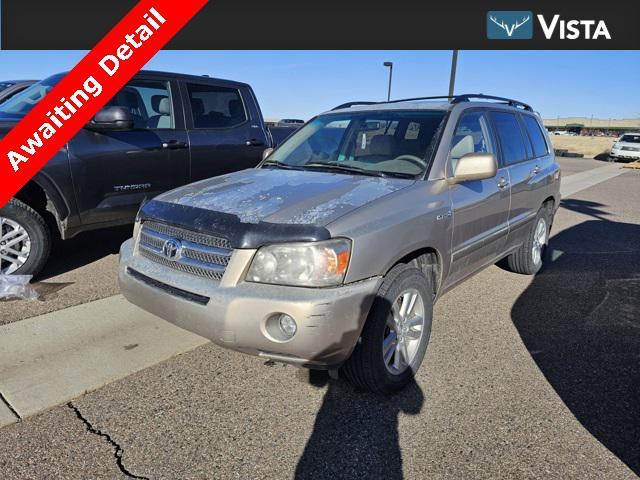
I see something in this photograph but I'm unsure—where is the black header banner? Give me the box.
[2,0,639,50]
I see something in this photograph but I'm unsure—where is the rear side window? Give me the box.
[522,115,549,157]
[489,111,527,165]
[186,83,247,128]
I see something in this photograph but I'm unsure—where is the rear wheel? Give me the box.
[0,198,51,276]
[342,264,433,394]
[505,205,551,275]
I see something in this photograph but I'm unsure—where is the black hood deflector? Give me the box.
[140,199,331,249]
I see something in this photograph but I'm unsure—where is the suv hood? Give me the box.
[155,168,414,226]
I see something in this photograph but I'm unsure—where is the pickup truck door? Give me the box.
[446,111,511,286]
[68,77,189,226]
[180,80,269,181]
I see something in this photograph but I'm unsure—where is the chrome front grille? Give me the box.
[621,146,640,152]
[138,221,232,281]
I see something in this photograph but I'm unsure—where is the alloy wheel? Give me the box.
[532,217,547,266]
[383,288,425,375]
[0,217,31,274]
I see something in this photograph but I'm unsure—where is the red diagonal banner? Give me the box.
[0,0,209,207]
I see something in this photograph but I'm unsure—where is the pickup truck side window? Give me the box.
[521,114,549,158]
[106,80,174,130]
[449,111,493,172]
[186,83,247,129]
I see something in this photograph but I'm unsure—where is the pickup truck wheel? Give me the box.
[0,198,51,276]
[505,206,551,275]
[342,264,433,394]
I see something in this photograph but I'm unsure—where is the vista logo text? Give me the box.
[487,11,611,40]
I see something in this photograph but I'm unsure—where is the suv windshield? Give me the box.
[264,110,446,177]
[620,134,640,143]
[0,74,63,118]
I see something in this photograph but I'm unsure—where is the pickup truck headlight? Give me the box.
[246,239,351,287]
[132,206,144,251]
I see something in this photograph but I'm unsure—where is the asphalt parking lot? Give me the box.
[0,157,638,479]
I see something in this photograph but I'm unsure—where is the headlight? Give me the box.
[612,143,619,150]
[246,239,351,287]
[132,218,141,243]
[132,205,145,251]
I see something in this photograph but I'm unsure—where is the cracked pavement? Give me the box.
[67,403,150,480]
[0,158,638,479]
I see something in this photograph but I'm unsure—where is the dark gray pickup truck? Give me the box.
[0,71,274,276]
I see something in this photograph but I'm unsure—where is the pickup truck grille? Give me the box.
[621,146,640,152]
[138,221,232,281]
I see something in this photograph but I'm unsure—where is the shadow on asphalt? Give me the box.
[295,295,425,480]
[512,200,640,475]
[37,225,132,281]
[295,370,423,480]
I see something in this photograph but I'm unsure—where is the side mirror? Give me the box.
[87,106,133,131]
[448,153,497,184]
[262,147,274,161]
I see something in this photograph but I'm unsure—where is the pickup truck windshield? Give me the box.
[0,74,63,117]
[264,110,446,177]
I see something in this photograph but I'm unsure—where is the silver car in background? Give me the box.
[119,94,561,393]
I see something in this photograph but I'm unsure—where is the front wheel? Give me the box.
[0,198,51,276]
[342,264,433,394]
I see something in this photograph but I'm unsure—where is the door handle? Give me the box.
[531,165,541,175]
[497,177,509,189]
[162,140,188,150]
[246,139,265,147]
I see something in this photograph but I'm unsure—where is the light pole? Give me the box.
[383,61,393,101]
[448,50,458,98]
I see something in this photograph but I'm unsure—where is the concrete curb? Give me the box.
[0,295,208,427]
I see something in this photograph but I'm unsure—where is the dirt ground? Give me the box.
[550,135,615,158]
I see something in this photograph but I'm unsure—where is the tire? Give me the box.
[0,198,51,276]
[505,205,551,275]
[342,264,433,394]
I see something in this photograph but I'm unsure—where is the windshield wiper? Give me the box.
[261,160,306,171]
[304,162,418,179]
[303,162,388,177]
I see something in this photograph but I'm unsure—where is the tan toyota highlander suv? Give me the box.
[119,94,561,393]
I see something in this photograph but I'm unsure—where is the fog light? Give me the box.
[278,314,297,338]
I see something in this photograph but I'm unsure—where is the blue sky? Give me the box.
[0,50,637,120]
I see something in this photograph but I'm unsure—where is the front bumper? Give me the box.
[118,239,381,368]
[610,149,640,160]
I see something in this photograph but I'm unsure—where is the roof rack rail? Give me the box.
[451,94,533,111]
[331,94,533,112]
[331,101,378,110]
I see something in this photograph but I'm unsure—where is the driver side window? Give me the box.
[449,112,493,173]
[106,80,174,130]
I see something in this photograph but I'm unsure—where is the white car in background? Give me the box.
[609,133,640,162]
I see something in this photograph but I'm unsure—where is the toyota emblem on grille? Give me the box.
[162,239,182,261]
